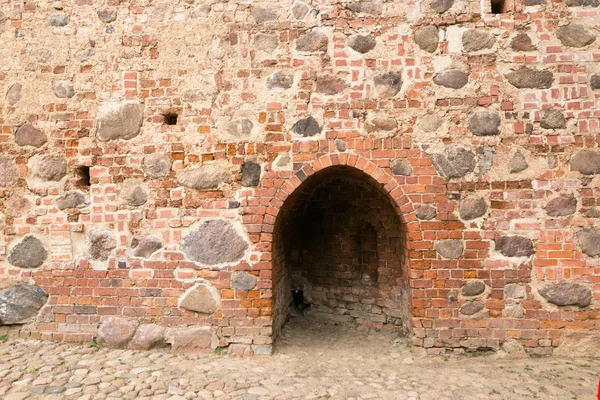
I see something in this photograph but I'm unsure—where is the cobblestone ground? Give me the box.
[1,315,599,400]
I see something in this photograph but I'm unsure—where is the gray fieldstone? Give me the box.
[591,74,600,90]
[87,230,117,261]
[348,35,377,53]
[96,317,139,348]
[365,116,397,132]
[292,116,322,137]
[316,75,347,95]
[431,146,476,179]
[74,47,95,63]
[459,195,487,220]
[241,161,261,187]
[179,282,220,314]
[131,236,163,258]
[97,9,117,23]
[166,326,216,353]
[296,31,328,52]
[505,284,526,299]
[292,2,311,19]
[143,153,171,178]
[252,7,278,23]
[15,124,47,148]
[346,1,383,15]
[556,23,596,48]
[8,236,48,269]
[511,33,536,51]
[266,70,294,90]
[570,150,600,174]
[227,118,254,137]
[335,139,347,152]
[232,272,258,290]
[495,236,535,257]
[96,102,144,141]
[462,281,485,296]
[415,205,437,220]
[462,29,496,52]
[433,69,468,89]
[121,185,148,207]
[390,159,413,176]
[0,284,49,325]
[414,26,439,53]
[545,194,577,217]
[254,33,279,53]
[477,146,496,174]
[540,107,566,129]
[434,240,464,259]
[33,157,67,181]
[373,72,403,98]
[48,14,69,27]
[5,193,31,217]
[566,0,598,5]
[576,228,600,257]
[522,0,544,5]
[418,114,444,132]
[509,152,529,173]
[469,109,500,136]
[53,80,75,98]
[177,164,232,190]
[431,0,454,13]
[56,191,88,210]
[129,324,167,350]
[538,281,592,307]
[460,301,484,315]
[504,303,524,318]
[505,67,554,89]
[0,157,18,187]
[181,219,248,265]
[6,83,22,105]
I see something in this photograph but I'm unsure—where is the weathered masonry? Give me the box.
[0,0,599,356]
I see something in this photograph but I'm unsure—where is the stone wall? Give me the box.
[0,0,599,355]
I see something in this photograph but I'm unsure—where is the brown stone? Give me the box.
[505,67,554,89]
[129,324,167,350]
[6,83,22,105]
[390,159,413,176]
[459,195,487,220]
[540,107,566,129]
[556,23,596,48]
[576,228,600,257]
[348,35,377,53]
[462,281,485,296]
[433,70,468,89]
[33,157,67,182]
[177,164,232,190]
[434,240,464,259]
[570,150,600,175]
[460,301,484,315]
[495,236,534,257]
[373,72,402,98]
[545,194,577,217]
[15,124,47,148]
[5,193,31,218]
[509,152,528,174]
[0,157,19,187]
[166,326,217,353]
[462,29,496,52]
[510,33,536,52]
[415,205,437,220]
[296,31,328,52]
[131,236,163,258]
[96,102,144,141]
[538,281,592,307]
[96,317,138,348]
[414,26,439,53]
[316,75,347,95]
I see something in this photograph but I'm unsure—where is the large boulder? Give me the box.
[570,150,600,175]
[415,205,437,220]
[460,301,485,315]
[143,153,171,178]
[166,326,217,353]
[433,70,468,89]
[538,282,592,307]
[373,72,402,98]
[510,33,536,52]
[0,284,49,325]
[96,102,144,141]
[177,164,232,190]
[505,67,554,89]
[179,282,220,314]
[8,236,48,269]
[131,236,163,258]
[15,124,47,148]
[434,240,464,259]
[316,75,347,95]
[468,109,500,136]
[545,194,577,217]
[96,317,139,348]
[495,236,534,257]
[348,34,377,53]
[292,116,322,137]
[431,146,476,179]
[87,230,117,261]
[462,29,495,52]
[120,185,148,207]
[540,107,566,129]
[296,31,328,52]
[462,281,485,296]
[181,219,248,265]
[32,157,67,182]
[56,191,88,210]
[459,195,487,220]
[129,324,167,350]
[576,228,600,257]
[418,114,444,132]
[556,23,596,48]
[241,161,261,187]
[414,26,439,53]
[0,157,18,187]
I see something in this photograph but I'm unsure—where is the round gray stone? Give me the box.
[121,185,148,207]
[53,80,75,98]
[430,0,454,13]
[0,283,49,325]
[33,157,67,181]
[509,152,528,173]
[433,70,468,89]
[414,26,439,53]
[591,74,600,90]
[296,31,328,52]
[6,83,22,105]
[0,157,18,187]
[348,34,377,53]
[179,282,220,314]
[96,317,138,348]
[346,2,383,15]
[8,236,48,269]
[181,219,248,265]
[418,114,444,132]
[538,281,592,307]
[540,107,566,129]
[129,324,167,350]
[570,150,600,175]
[335,139,347,152]
[459,195,487,220]
[462,29,496,52]
[56,191,88,210]
[87,230,117,261]
[462,281,485,296]
[292,116,322,137]
[254,33,279,53]
[576,228,600,256]
[460,301,484,315]
[266,70,294,90]
[143,153,171,178]
[232,272,258,290]
[48,14,69,26]
[556,23,596,48]
[15,124,47,148]
[373,72,402,98]
[96,102,144,141]
[177,164,232,190]
[545,194,577,217]
[292,2,311,19]
[131,236,163,258]
[415,205,437,220]
[431,146,476,179]
[366,117,397,132]
[504,284,526,299]
[468,109,500,136]
[97,9,117,23]
[434,239,464,259]
[390,159,413,176]
[316,75,347,95]
[495,236,534,257]
[505,67,554,89]
[241,161,261,187]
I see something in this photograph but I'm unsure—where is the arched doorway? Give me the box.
[271,164,411,342]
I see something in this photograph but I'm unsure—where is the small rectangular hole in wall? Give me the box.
[491,0,507,13]
[75,166,91,188]
[163,113,178,126]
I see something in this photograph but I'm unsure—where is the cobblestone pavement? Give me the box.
[1,315,599,400]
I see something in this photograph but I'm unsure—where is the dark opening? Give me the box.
[163,113,178,125]
[491,0,507,14]
[272,166,411,344]
[75,166,91,188]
